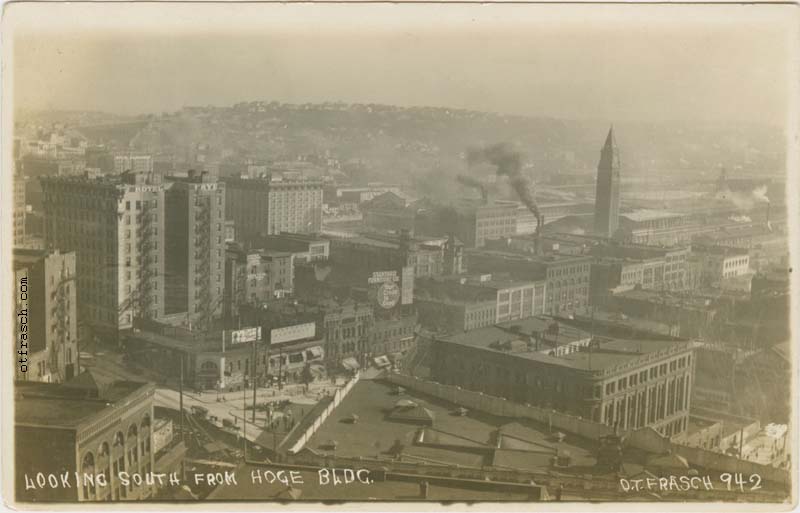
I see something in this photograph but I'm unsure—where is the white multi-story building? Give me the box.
[692,244,750,288]
[41,172,166,341]
[224,174,323,243]
[114,154,154,175]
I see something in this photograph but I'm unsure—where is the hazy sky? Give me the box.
[6,3,798,125]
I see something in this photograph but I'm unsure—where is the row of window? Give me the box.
[603,354,691,396]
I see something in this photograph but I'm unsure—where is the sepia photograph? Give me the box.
[2,2,798,509]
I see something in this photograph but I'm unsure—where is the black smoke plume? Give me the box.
[468,143,541,230]
[456,175,488,202]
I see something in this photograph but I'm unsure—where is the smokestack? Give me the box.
[468,143,541,227]
[535,214,545,256]
[766,202,772,231]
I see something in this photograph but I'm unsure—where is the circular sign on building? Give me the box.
[376,282,401,309]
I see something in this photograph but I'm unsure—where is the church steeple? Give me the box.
[593,126,621,238]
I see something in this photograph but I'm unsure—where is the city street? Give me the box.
[81,347,347,445]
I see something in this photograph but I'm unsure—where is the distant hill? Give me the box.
[20,103,784,198]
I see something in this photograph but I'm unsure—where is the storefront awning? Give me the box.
[373,355,391,368]
[341,357,360,371]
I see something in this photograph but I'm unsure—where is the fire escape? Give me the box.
[193,195,213,330]
[48,266,75,382]
[136,202,156,322]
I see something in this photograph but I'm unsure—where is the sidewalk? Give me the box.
[155,379,346,447]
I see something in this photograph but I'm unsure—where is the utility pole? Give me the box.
[589,303,595,371]
[252,335,258,423]
[243,371,248,462]
[738,426,744,460]
[179,353,186,481]
[179,354,184,441]
[278,345,284,391]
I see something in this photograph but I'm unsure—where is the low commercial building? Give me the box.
[590,242,691,292]
[431,316,695,437]
[504,232,600,256]
[691,244,751,288]
[369,315,418,360]
[320,300,375,365]
[359,191,417,234]
[15,371,156,501]
[126,321,325,391]
[607,289,720,339]
[615,209,694,246]
[224,243,295,315]
[415,274,546,332]
[590,258,647,306]
[415,294,498,333]
[114,154,153,175]
[327,231,463,279]
[254,232,330,263]
[466,249,591,316]
[415,199,518,248]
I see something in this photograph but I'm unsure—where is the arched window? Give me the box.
[126,424,139,483]
[140,415,152,457]
[81,452,95,499]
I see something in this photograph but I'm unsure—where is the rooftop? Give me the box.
[691,244,750,257]
[439,317,690,372]
[694,223,777,241]
[466,248,591,265]
[621,209,686,223]
[207,465,535,501]
[612,288,719,310]
[304,379,598,475]
[328,235,399,250]
[260,232,328,245]
[15,371,151,428]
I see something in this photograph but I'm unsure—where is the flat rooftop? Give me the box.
[695,224,777,240]
[621,209,686,222]
[304,379,599,474]
[691,244,750,256]
[207,465,535,501]
[328,235,398,250]
[439,317,690,372]
[466,248,591,265]
[613,288,718,309]
[15,374,150,428]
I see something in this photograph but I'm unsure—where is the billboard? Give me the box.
[226,326,261,345]
[270,322,316,346]
[369,271,401,309]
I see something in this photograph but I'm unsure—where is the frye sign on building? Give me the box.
[226,326,262,345]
